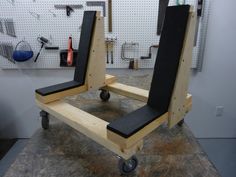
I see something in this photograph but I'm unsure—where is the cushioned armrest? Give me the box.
[35,81,83,96]
[107,105,165,138]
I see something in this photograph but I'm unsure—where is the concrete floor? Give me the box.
[1,139,235,177]
[198,139,236,177]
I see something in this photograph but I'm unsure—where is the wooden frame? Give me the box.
[35,9,195,160]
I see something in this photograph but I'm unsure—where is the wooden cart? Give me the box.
[35,5,196,174]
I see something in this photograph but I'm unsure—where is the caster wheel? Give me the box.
[118,156,138,175]
[100,89,110,102]
[178,119,184,127]
[40,111,49,130]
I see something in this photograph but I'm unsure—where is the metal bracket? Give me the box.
[86,1,106,17]
[54,5,83,17]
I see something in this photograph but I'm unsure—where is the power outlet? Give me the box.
[215,106,224,117]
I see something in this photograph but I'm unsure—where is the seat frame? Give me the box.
[35,8,196,160]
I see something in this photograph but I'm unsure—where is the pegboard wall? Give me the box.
[0,0,209,69]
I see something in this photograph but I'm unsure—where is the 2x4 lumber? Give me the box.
[35,85,87,104]
[86,12,106,90]
[105,81,192,104]
[168,9,196,128]
[105,74,117,85]
[36,100,143,160]
[104,82,149,102]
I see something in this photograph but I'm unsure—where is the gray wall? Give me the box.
[0,0,236,138]
[0,69,74,138]
[186,0,236,138]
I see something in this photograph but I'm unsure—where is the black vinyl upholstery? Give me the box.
[107,5,190,138]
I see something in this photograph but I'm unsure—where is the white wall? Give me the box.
[0,0,236,138]
[186,0,236,138]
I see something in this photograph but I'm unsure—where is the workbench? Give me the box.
[4,70,220,177]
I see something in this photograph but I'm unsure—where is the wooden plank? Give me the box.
[168,9,196,128]
[105,82,149,102]
[105,81,192,104]
[36,100,143,160]
[35,85,87,104]
[105,74,117,85]
[107,113,168,149]
[86,12,106,90]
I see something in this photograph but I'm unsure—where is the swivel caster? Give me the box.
[178,119,184,127]
[118,156,138,175]
[100,89,110,102]
[40,110,49,130]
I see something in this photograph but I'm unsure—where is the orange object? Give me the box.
[67,36,73,66]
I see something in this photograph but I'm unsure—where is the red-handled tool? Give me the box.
[67,36,73,66]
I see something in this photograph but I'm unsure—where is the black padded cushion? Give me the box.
[36,81,82,96]
[74,11,96,83]
[148,5,190,112]
[107,5,190,138]
[107,105,163,138]
[36,11,96,96]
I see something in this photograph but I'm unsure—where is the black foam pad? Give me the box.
[74,11,96,83]
[36,81,82,96]
[107,105,163,138]
[36,11,96,96]
[107,5,190,138]
[148,5,190,112]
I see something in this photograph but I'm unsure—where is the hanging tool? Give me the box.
[4,19,16,37]
[54,5,83,17]
[0,20,4,33]
[111,49,113,64]
[194,0,204,46]
[140,45,159,59]
[108,0,112,32]
[0,42,15,63]
[157,0,169,35]
[29,11,40,20]
[45,46,59,50]
[67,36,73,66]
[106,42,109,64]
[106,37,117,64]
[86,1,106,17]
[48,10,56,17]
[34,36,49,62]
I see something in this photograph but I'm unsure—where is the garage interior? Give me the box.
[0,0,236,177]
